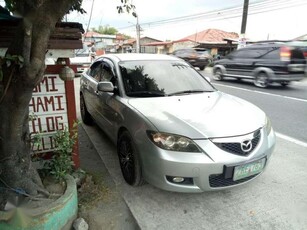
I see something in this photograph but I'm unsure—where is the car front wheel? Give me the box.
[199,65,205,71]
[254,72,269,88]
[213,68,223,81]
[117,131,144,186]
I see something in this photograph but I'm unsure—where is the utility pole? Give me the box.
[238,0,249,49]
[136,14,141,53]
[241,0,249,35]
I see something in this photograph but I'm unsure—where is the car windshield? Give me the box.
[119,60,215,97]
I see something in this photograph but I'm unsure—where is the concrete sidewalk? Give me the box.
[78,124,139,230]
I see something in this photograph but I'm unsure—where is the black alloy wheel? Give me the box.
[117,131,144,186]
[80,94,93,125]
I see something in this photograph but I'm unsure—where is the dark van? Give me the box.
[213,43,306,87]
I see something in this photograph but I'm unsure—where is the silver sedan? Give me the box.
[80,53,276,192]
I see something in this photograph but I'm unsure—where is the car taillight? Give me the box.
[280,46,291,61]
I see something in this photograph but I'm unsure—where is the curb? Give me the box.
[79,124,140,230]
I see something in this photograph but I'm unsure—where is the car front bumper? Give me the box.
[270,73,305,82]
[139,128,276,193]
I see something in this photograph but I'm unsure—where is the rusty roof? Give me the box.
[181,28,239,43]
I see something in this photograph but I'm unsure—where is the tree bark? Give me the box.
[0,0,76,198]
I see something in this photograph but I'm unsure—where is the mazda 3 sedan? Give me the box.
[80,53,276,192]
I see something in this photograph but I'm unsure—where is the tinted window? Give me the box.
[100,64,115,82]
[232,48,269,58]
[88,61,102,81]
[119,60,215,97]
[263,48,279,59]
[174,49,197,56]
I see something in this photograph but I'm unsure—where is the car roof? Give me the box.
[95,53,181,62]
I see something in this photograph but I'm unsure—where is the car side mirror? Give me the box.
[97,82,114,93]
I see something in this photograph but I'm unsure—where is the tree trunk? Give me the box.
[0,0,76,202]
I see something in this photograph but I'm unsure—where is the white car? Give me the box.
[80,53,276,192]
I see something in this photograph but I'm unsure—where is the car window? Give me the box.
[88,61,102,81]
[231,48,269,58]
[174,49,196,55]
[262,48,279,59]
[119,60,215,97]
[101,64,114,82]
[100,60,117,86]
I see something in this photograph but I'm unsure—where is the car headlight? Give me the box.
[147,131,202,152]
[264,116,272,135]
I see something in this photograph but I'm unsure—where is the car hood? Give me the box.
[128,91,265,139]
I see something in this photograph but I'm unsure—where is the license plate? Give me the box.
[233,158,266,181]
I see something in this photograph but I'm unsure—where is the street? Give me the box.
[200,68,307,144]
[74,72,307,230]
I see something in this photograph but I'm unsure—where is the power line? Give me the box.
[117,0,306,31]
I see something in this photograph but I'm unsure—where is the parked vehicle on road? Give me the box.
[213,43,306,87]
[171,48,210,70]
[80,53,276,192]
[194,48,213,64]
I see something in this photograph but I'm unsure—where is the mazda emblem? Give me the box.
[241,140,252,153]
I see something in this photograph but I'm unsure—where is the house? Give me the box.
[122,36,163,53]
[83,31,117,54]
[143,39,199,54]
[293,34,307,41]
[144,29,239,56]
[180,28,239,56]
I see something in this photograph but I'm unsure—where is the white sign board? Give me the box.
[29,75,68,153]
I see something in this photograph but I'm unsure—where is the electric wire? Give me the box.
[117,0,306,31]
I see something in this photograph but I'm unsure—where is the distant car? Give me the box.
[80,53,276,192]
[213,43,306,87]
[194,48,213,64]
[171,48,210,70]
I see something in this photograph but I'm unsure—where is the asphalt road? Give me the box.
[74,76,307,230]
[200,68,307,144]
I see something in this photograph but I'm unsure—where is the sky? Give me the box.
[65,0,307,41]
[0,0,306,41]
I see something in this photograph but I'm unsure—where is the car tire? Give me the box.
[280,81,290,87]
[213,68,223,81]
[199,65,205,71]
[117,131,144,186]
[254,72,269,88]
[80,94,93,125]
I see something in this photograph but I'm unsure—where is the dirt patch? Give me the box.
[77,172,115,212]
